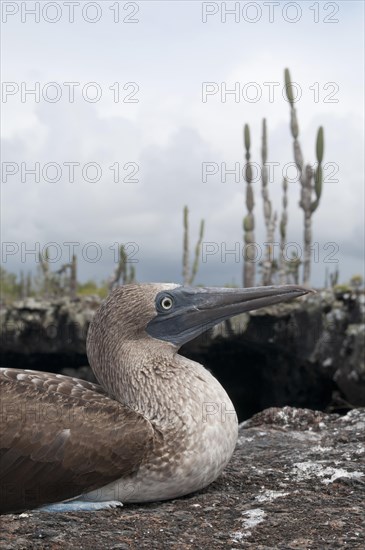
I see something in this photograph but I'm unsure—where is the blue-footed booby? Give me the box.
[0,283,311,513]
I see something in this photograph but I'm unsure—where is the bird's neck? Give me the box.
[92,339,229,429]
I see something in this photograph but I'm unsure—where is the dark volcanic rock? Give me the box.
[1,291,364,417]
[1,407,364,549]
[0,296,99,355]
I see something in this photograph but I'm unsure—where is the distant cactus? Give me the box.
[19,271,26,300]
[330,266,339,288]
[54,254,78,298]
[26,272,33,297]
[128,265,136,284]
[260,118,277,285]
[182,205,205,285]
[183,206,189,285]
[243,124,256,287]
[38,247,78,299]
[324,267,329,289]
[39,248,51,298]
[287,252,302,285]
[284,68,325,285]
[279,177,289,284]
[312,126,324,213]
[69,255,77,299]
[109,245,136,291]
[350,274,363,291]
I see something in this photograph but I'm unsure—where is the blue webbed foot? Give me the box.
[36,500,123,512]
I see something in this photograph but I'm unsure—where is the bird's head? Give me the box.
[87,282,313,351]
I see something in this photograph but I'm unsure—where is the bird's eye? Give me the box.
[160,296,173,310]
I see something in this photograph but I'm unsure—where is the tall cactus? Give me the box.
[260,118,277,285]
[243,124,255,287]
[109,245,136,291]
[313,126,324,212]
[182,205,205,285]
[279,177,289,284]
[284,68,324,285]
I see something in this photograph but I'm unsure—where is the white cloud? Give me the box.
[1,1,364,286]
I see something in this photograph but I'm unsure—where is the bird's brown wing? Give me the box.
[0,368,154,514]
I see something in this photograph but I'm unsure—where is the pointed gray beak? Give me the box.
[146,285,313,347]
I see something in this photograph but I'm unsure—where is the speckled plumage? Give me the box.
[0,284,237,512]
[0,368,154,513]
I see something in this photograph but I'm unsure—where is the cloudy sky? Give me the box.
[2,0,364,287]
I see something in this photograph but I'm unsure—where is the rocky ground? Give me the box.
[1,407,364,550]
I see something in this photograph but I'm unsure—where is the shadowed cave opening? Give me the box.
[181,339,338,421]
[3,339,339,422]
